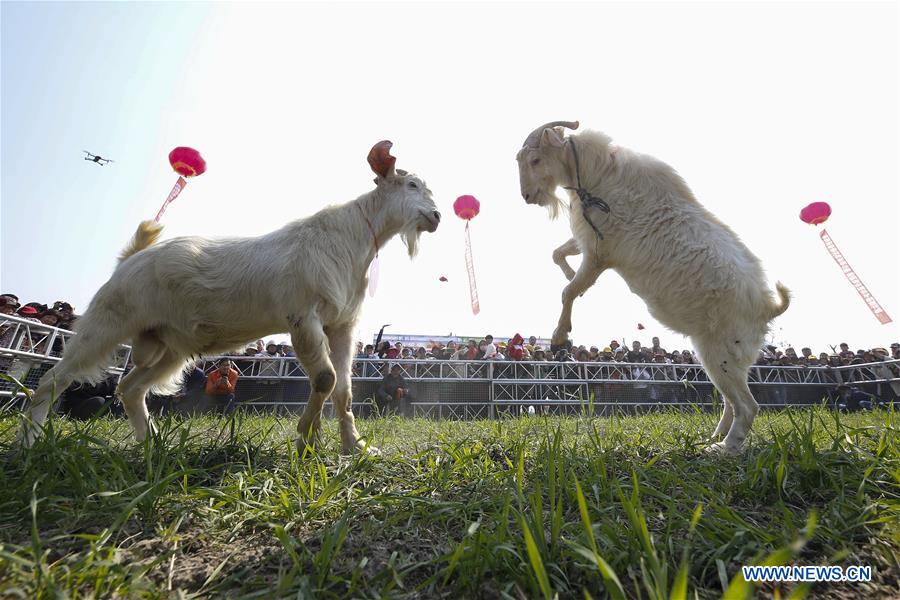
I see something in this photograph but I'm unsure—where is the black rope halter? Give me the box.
[563,139,610,239]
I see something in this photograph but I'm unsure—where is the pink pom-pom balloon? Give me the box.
[800,202,831,226]
[169,146,207,178]
[453,195,480,220]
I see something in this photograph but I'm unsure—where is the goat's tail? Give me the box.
[118,220,163,263]
[770,281,791,320]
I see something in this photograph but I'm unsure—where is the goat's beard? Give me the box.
[545,190,568,220]
[400,223,422,258]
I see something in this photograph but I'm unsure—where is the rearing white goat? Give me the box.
[23,141,441,454]
[516,121,789,454]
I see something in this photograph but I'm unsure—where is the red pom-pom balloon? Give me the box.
[453,195,480,220]
[800,202,831,226]
[169,146,207,178]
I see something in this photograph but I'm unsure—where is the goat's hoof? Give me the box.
[549,338,570,353]
[703,441,741,455]
[295,436,321,456]
[343,438,380,456]
[551,328,570,348]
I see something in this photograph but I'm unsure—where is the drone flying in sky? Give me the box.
[83,151,113,166]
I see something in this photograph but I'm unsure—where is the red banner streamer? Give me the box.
[155,176,187,222]
[820,229,892,324]
[464,222,480,315]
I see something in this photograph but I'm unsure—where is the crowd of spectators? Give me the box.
[3,291,900,415]
[1,293,78,331]
[354,329,900,369]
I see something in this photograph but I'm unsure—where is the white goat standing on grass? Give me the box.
[516,121,790,454]
[23,141,441,455]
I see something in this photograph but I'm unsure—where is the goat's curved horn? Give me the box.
[522,120,580,148]
[368,140,396,178]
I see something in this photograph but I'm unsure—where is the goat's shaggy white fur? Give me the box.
[517,122,790,453]
[24,142,441,454]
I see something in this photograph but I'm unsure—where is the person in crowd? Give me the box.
[626,340,646,363]
[372,323,391,355]
[375,364,412,415]
[526,336,538,354]
[575,348,591,362]
[838,342,854,360]
[833,384,883,411]
[892,343,900,360]
[507,334,527,361]
[871,347,900,399]
[415,346,430,360]
[38,312,59,327]
[387,342,402,359]
[480,335,497,360]
[532,347,547,361]
[50,301,76,330]
[400,347,413,359]
[231,346,258,374]
[554,349,573,362]
[60,374,119,419]
[651,336,666,356]
[1,293,19,310]
[205,359,239,413]
[256,341,282,376]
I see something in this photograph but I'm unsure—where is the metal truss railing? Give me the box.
[0,315,131,397]
[2,313,897,412]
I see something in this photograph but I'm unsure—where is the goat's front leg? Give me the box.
[552,237,580,281]
[551,258,604,347]
[291,315,334,454]
[327,322,378,455]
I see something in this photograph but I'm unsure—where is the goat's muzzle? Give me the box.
[420,210,440,233]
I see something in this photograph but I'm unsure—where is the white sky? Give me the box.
[2,1,898,353]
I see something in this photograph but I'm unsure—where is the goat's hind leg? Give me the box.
[698,361,757,455]
[327,322,376,455]
[292,315,336,454]
[117,334,183,442]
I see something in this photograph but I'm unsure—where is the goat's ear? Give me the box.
[540,127,566,148]
[368,140,396,180]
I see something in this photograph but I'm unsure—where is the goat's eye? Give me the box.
[407,181,418,189]
[531,158,541,166]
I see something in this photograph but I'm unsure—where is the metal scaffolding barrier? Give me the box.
[2,314,898,417]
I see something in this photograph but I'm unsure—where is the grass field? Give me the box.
[0,406,897,599]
